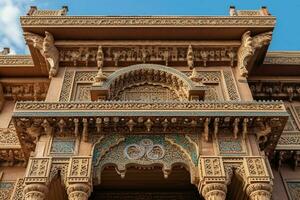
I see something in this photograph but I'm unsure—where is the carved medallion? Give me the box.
[124,139,165,160]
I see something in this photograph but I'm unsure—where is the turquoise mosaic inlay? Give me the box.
[0,182,14,189]
[286,181,300,200]
[218,137,244,155]
[50,138,75,154]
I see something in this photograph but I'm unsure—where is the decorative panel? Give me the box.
[0,182,15,200]
[50,138,76,155]
[285,181,300,200]
[222,70,240,101]
[116,84,179,101]
[217,137,247,155]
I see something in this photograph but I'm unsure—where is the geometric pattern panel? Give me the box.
[286,181,300,200]
[50,138,76,155]
[0,182,15,200]
[217,137,247,155]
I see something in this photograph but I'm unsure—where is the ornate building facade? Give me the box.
[0,5,299,200]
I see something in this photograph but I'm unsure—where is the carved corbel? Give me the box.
[0,83,4,111]
[82,118,89,142]
[256,122,271,145]
[43,31,59,78]
[233,118,240,139]
[237,31,254,77]
[203,118,210,142]
[41,119,52,136]
[24,31,59,78]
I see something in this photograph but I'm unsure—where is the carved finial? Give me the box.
[237,31,254,77]
[0,47,10,55]
[126,119,136,132]
[233,118,240,139]
[93,68,107,86]
[187,45,194,69]
[229,5,237,16]
[203,118,210,142]
[189,68,200,82]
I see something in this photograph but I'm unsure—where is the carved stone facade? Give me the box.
[0,5,298,200]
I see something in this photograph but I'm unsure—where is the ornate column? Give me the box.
[67,157,92,200]
[67,183,91,200]
[23,157,51,200]
[198,157,227,200]
[201,183,227,200]
[23,183,48,200]
[246,183,272,200]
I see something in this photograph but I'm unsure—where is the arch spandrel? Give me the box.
[92,134,199,185]
[91,64,206,101]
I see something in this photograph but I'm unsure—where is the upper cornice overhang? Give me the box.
[0,55,48,77]
[20,16,276,40]
[12,100,288,158]
[250,51,300,76]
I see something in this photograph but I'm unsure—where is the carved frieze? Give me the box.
[0,182,14,200]
[249,81,300,101]
[58,46,237,67]
[0,55,33,66]
[1,81,49,101]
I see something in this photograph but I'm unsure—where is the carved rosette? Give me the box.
[23,183,48,200]
[201,183,227,200]
[67,183,91,200]
[246,183,272,200]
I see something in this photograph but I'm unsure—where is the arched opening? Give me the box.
[90,165,201,200]
[48,173,68,200]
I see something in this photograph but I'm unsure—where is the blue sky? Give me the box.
[0,0,299,54]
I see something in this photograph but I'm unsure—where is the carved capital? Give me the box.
[201,183,227,200]
[246,183,272,200]
[67,183,91,200]
[23,183,48,200]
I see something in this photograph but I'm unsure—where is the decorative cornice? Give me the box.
[13,101,286,114]
[20,16,276,27]
[264,52,300,65]
[0,55,33,66]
